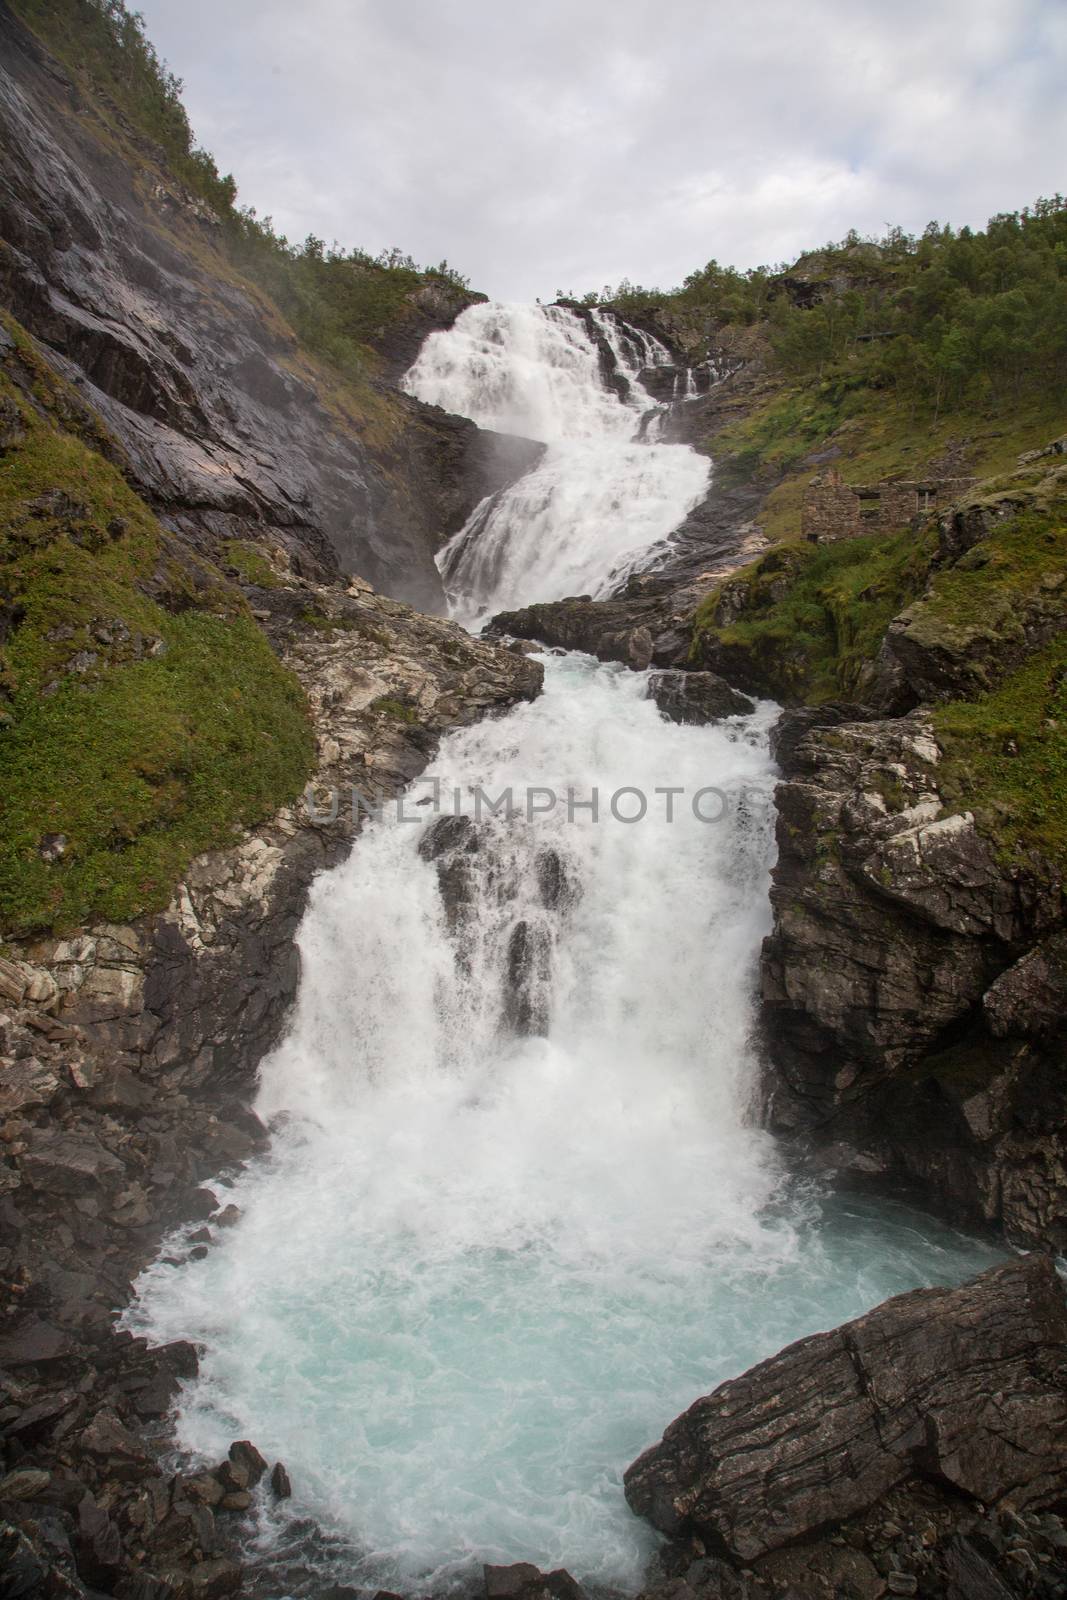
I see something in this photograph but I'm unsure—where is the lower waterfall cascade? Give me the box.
[129,304,1005,1593]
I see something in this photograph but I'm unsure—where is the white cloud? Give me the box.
[137,0,1067,300]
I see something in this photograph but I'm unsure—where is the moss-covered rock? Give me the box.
[0,320,315,935]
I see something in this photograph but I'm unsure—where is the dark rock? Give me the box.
[939,1536,1016,1600]
[78,1407,150,1472]
[0,1317,74,1366]
[983,932,1067,1039]
[418,814,480,862]
[268,1462,291,1501]
[484,1563,587,1600]
[769,703,875,770]
[226,1440,267,1489]
[505,919,551,1036]
[5,1387,80,1442]
[19,1130,125,1193]
[419,814,482,925]
[0,1469,50,1501]
[0,1520,52,1598]
[647,670,754,723]
[760,707,1067,1249]
[75,1494,123,1588]
[163,1557,241,1599]
[535,849,575,911]
[218,1491,251,1513]
[488,595,689,671]
[181,1475,225,1509]
[625,1256,1067,1562]
[0,1056,61,1114]
[115,1577,179,1600]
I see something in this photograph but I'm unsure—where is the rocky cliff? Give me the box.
[0,5,552,1592]
[0,1,538,615]
[623,1254,1067,1600]
[490,442,1067,1255]
[0,548,541,1599]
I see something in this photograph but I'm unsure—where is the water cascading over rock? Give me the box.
[129,301,1005,1596]
[403,303,710,619]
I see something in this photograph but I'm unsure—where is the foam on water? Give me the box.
[129,658,1003,1593]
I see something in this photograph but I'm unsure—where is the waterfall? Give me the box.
[403,303,707,620]
[129,302,1004,1596]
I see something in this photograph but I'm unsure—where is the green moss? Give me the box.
[934,637,1067,870]
[919,503,1066,629]
[692,526,936,702]
[221,540,281,589]
[300,610,358,632]
[370,696,418,723]
[0,345,314,935]
[711,383,1066,545]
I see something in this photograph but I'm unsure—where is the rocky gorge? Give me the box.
[1,2,1067,1599]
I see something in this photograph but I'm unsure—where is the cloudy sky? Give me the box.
[137,0,1066,302]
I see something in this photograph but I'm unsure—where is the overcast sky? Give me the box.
[136,0,1066,302]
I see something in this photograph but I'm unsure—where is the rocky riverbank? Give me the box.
[624,1252,1067,1600]
[471,1255,1067,1600]
[487,447,1067,1255]
[0,559,541,1598]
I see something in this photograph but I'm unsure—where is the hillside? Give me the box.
[0,0,538,938]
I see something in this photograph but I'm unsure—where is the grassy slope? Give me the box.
[692,527,937,701]
[709,381,1064,542]
[935,636,1067,869]
[0,315,314,936]
[691,456,1067,868]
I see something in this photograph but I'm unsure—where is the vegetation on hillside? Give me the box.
[10,0,475,384]
[691,469,1067,868]
[691,525,937,701]
[580,201,1067,424]
[936,636,1067,870]
[0,316,314,935]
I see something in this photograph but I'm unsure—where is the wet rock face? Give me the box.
[0,9,484,612]
[625,1255,1067,1568]
[406,402,546,551]
[760,708,1067,1250]
[488,586,695,671]
[647,670,754,724]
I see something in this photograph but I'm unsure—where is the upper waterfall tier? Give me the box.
[403,303,711,620]
[402,302,671,443]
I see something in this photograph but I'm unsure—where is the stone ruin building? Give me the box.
[802,467,976,543]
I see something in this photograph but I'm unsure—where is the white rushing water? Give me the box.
[130,303,1004,1594]
[403,303,709,620]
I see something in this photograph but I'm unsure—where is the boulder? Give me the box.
[983,932,1067,1039]
[484,1563,586,1600]
[624,1256,1067,1564]
[0,1469,50,1501]
[647,670,754,724]
[0,1056,61,1114]
[488,596,678,670]
[225,1439,267,1489]
[19,1130,125,1193]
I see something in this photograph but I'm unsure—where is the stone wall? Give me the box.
[802,469,976,543]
